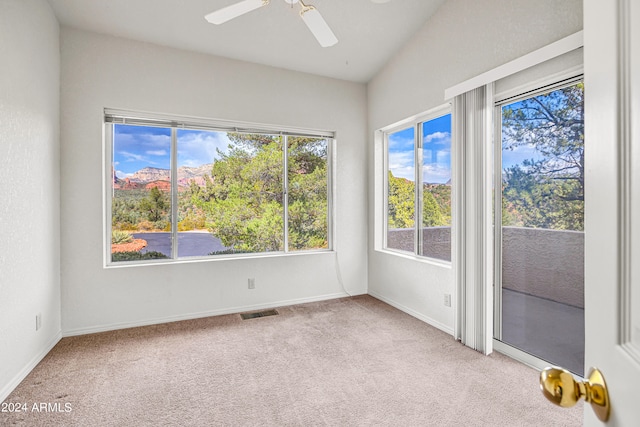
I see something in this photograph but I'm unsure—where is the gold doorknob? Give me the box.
[539,366,610,422]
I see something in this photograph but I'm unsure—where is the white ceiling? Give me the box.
[46,0,445,83]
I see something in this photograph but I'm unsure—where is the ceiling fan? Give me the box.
[205,0,338,47]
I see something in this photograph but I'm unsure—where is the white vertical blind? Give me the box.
[452,85,493,354]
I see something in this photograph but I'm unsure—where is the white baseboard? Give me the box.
[62,292,350,337]
[1,331,62,403]
[368,291,454,336]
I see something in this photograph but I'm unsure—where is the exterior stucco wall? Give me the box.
[502,227,584,308]
[387,228,451,261]
[387,226,584,308]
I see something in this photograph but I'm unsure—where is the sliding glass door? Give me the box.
[494,80,585,375]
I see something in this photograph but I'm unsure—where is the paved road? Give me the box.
[133,232,228,258]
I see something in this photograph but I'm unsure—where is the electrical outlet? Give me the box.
[36,313,42,331]
[444,294,451,307]
[248,278,255,289]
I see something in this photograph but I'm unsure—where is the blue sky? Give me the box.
[388,114,452,184]
[422,114,452,183]
[115,116,542,182]
[387,111,544,184]
[501,143,542,169]
[501,100,544,169]
[113,125,230,178]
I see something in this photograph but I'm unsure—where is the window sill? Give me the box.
[104,249,335,269]
[375,248,452,269]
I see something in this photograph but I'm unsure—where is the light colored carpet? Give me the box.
[1,296,583,426]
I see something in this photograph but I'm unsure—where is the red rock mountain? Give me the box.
[129,167,170,183]
[145,180,171,191]
[116,164,214,189]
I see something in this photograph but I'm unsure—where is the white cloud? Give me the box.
[423,148,452,165]
[114,131,170,150]
[115,170,134,179]
[423,164,451,184]
[177,131,231,167]
[424,131,450,144]
[119,151,148,162]
[388,151,415,181]
[146,150,168,156]
[141,133,171,147]
[388,132,415,150]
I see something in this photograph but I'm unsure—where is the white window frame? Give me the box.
[103,109,335,267]
[379,103,452,264]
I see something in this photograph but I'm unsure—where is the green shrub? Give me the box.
[111,251,168,262]
[153,220,168,230]
[114,222,138,231]
[138,220,154,231]
[112,230,133,244]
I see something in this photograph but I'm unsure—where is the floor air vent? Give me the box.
[240,309,279,320]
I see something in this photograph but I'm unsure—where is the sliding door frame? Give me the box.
[492,75,585,371]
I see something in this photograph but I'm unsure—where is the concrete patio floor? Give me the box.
[500,288,585,375]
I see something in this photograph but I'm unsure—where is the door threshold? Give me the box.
[493,339,566,373]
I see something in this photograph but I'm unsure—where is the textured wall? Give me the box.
[0,0,61,401]
[60,28,368,334]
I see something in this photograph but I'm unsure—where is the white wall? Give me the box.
[367,0,583,333]
[60,28,368,334]
[0,0,61,401]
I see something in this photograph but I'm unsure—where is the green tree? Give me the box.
[388,174,450,230]
[287,137,328,250]
[191,134,328,253]
[422,191,444,227]
[387,172,415,229]
[139,186,168,222]
[501,82,584,231]
[426,184,451,225]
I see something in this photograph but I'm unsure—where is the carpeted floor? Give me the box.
[1,296,583,426]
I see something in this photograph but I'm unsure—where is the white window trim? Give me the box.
[103,109,335,267]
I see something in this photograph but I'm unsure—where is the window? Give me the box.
[384,109,452,261]
[105,111,332,265]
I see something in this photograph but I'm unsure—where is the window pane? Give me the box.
[499,82,585,375]
[107,112,334,264]
[287,136,329,251]
[111,124,172,262]
[420,114,452,261]
[387,127,415,253]
[189,133,284,254]
[176,129,229,257]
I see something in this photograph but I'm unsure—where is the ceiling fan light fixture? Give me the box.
[204,0,337,47]
[299,3,338,47]
[205,0,270,25]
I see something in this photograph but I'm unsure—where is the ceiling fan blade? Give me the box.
[205,0,269,25]
[299,6,338,47]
